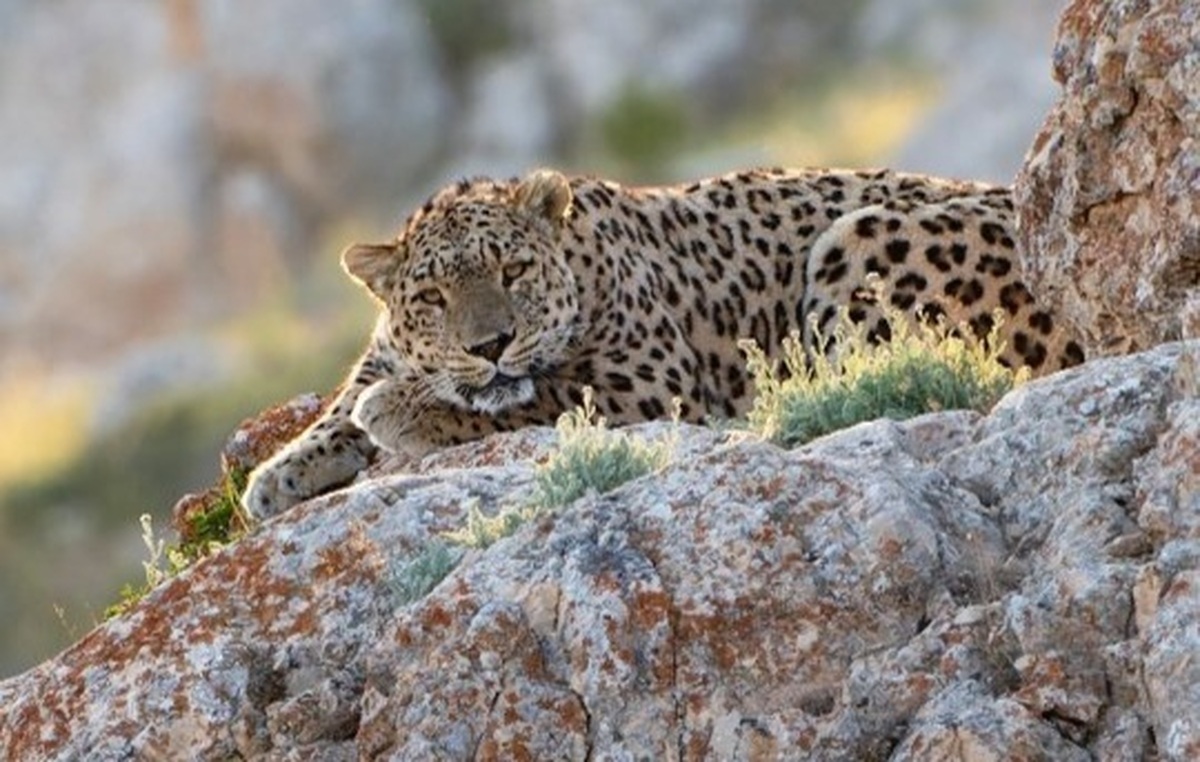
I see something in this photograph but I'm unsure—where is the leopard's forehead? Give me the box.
[404,177,512,233]
[400,178,534,281]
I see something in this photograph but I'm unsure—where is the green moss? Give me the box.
[183,467,252,555]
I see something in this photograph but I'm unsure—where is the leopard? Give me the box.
[242,167,1085,517]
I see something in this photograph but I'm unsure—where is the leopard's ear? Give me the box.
[342,242,400,299]
[513,169,572,225]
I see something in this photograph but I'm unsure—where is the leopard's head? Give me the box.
[343,169,581,414]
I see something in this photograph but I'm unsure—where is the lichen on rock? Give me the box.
[1016,0,1200,356]
[1,341,1197,760]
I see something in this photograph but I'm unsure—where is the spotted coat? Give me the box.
[243,167,1085,516]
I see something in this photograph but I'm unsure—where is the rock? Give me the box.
[2,341,1197,759]
[0,0,448,371]
[866,0,1072,184]
[1015,0,1200,357]
[220,391,327,476]
[201,0,449,215]
[172,392,326,542]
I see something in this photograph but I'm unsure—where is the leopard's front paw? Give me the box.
[241,426,375,519]
[241,460,308,520]
[351,378,430,454]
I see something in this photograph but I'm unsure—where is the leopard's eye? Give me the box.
[501,261,533,287]
[415,287,445,307]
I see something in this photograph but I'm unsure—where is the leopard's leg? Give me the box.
[242,319,394,518]
[350,367,444,457]
[802,198,1086,376]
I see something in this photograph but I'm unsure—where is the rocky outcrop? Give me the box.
[2,341,1197,760]
[1015,0,1200,355]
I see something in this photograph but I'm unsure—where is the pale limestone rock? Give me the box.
[1016,0,1200,357]
[1,342,1197,759]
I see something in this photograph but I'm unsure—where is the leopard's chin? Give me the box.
[468,374,535,414]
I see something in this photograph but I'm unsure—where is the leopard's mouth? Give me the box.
[464,373,535,414]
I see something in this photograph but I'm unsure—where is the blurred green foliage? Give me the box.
[598,85,691,176]
[0,277,369,676]
[417,0,514,80]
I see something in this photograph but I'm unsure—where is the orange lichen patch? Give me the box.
[313,544,358,583]
[287,604,319,638]
[8,702,41,756]
[544,691,588,729]
[677,610,751,672]
[684,730,711,759]
[313,524,385,591]
[630,589,671,631]
[751,523,778,545]
[906,672,937,702]
[1012,650,1106,725]
[520,649,545,679]
[876,536,905,561]
[755,475,787,501]
[502,691,521,724]
[222,392,329,473]
[417,601,457,632]
[1162,575,1193,602]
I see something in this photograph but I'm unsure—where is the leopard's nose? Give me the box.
[465,332,513,363]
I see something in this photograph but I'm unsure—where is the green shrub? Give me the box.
[532,388,674,510]
[441,390,674,550]
[741,299,1026,448]
[102,469,252,619]
[442,498,533,550]
[387,542,462,606]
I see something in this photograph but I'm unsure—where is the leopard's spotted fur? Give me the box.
[244,167,1084,516]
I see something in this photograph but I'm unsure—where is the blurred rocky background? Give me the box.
[0,0,1067,676]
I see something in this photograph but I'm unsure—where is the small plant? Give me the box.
[532,388,674,510]
[103,469,253,619]
[442,390,675,550]
[178,466,253,559]
[387,541,463,606]
[103,513,191,619]
[442,498,534,550]
[741,296,1026,448]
